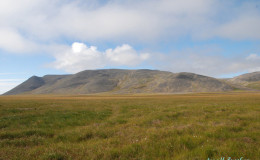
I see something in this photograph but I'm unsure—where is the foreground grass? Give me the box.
[0,92,259,160]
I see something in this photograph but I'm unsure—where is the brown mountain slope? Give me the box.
[4,69,233,95]
[4,75,69,95]
[227,71,260,90]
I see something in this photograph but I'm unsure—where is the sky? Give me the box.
[0,0,260,94]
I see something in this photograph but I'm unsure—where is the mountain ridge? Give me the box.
[3,69,260,95]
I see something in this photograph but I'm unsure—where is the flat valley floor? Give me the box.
[0,92,259,160]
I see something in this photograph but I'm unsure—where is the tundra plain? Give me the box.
[0,92,259,160]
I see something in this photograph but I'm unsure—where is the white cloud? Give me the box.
[0,28,38,53]
[72,42,87,53]
[51,43,103,73]
[0,0,260,54]
[106,44,149,66]
[0,0,259,77]
[51,42,150,73]
[214,15,260,40]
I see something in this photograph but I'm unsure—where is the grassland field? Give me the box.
[0,92,259,160]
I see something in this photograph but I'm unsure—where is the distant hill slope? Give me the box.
[4,69,233,95]
[4,75,69,95]
[227,71,260,90]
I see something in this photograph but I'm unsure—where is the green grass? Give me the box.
[0,92,259,160]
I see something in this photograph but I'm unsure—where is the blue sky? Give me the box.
[0,0,260,94]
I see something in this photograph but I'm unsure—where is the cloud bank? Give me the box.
[0,0,259,77]
[0,0,260,53]
[155,51,260,77]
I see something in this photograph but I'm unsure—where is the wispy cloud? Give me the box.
[0,79,25,82]
[154,51,260,77]
[0,79,25,94]
[246,53,260,61]
[0,72,26,75]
